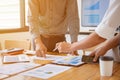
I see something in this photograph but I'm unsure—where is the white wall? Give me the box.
[0,32,31,50]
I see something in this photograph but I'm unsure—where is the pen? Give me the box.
[53,47,58,51]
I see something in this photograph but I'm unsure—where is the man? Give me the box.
[56,0,120,62]
[27,0,79,57]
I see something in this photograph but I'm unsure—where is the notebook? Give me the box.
[52,56,85,66]
[2,55,30,64]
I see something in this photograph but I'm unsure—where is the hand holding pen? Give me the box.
[53,41,73,54]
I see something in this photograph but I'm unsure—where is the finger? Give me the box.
[56,41,66,47]
[56,42,61,47]
[58,47,63,53]
[41,50,46,58]
[93,54,99,62]
[36,50,42,57]
[89,50,96,56]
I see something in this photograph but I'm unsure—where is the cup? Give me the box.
[99,56,114,76]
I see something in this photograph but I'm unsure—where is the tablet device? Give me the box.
[52,56,85,66]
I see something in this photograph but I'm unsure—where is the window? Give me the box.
[0,0,28,33]
[25,0,28,26]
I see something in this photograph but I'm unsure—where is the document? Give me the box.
[21,64,71,79]
[0,74,9,79]
[2,55,30,64]
[31,54,64,61]
[52,56,85,66]
[0,63,41,75]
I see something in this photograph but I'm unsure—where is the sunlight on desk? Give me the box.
[0,52,120,80]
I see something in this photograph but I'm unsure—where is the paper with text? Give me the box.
[0,63,41,75]
[31,54,64,61]
[21,64,71,79]
[0,74,9,79]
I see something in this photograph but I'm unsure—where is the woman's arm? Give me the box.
[57,32,106,53]
[71,32,106,51]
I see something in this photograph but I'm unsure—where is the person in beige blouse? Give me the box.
[27,0,80,57]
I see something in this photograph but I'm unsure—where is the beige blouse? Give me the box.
[28,0,80,42]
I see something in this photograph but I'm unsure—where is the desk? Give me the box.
[0,54,120,80]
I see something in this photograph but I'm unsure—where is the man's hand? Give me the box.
[56,42,71,53]
[55,41,78,55]
[89,47,107,62]
[35,42,47,57]
[34,37,47,58]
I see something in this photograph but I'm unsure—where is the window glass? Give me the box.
[0,0,20,29]
[25,0,28,26]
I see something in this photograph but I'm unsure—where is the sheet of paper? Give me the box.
[31,54,64,61]
[21,64,71,79]
[0,74,9,79]
[3,55,30,63]
[0,63,41,75]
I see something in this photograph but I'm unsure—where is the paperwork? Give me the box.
[31,54,64,61]
[0,63,41,75]
[21,64,71,79]
[2,55,30,63]
[0,74,9,79]
[52,56,85,66]
[32,55,84,66]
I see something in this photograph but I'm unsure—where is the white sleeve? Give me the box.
[95,0,120,39]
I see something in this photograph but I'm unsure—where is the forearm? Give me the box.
[71,32,106,51]
[102,33,120,51]
[34,36,43,45]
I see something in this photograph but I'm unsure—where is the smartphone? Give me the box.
[82,55,99,63]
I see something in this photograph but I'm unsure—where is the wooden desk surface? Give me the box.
[0,54,120,80]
